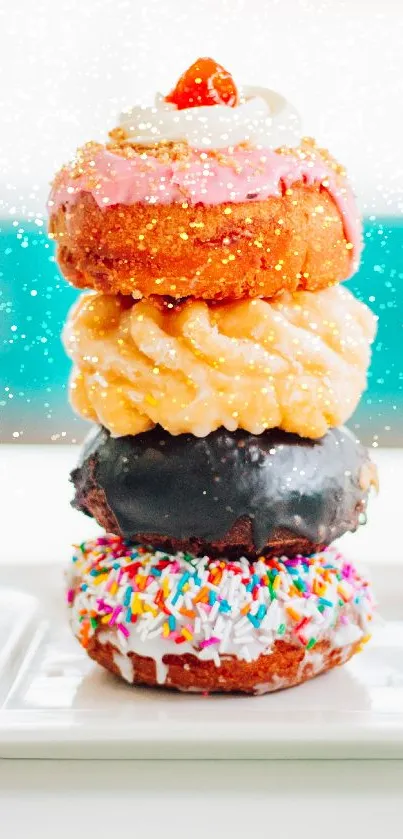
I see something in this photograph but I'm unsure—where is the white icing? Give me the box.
[113,650,134,684]
[155,656,168,686]
[299,651,326,684]
[332,621,363,647]
[118,86,301,150]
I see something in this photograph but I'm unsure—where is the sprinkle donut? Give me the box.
[67,537,374,694]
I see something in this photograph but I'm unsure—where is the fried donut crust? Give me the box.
[51,184,352,300]
[87,635,362,694]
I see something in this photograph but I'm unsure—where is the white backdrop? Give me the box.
[1,0,402,217]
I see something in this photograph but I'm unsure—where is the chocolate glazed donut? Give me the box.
[71,425,377,560]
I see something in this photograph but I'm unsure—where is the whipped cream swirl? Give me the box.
[118,85,301,149]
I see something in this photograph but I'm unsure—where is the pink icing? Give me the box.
[49,146,362,267]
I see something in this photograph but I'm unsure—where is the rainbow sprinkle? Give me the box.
[67,537,374,666]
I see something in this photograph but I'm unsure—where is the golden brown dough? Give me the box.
[87,634,362,694]
[51,184,352,301]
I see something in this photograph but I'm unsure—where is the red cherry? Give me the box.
[165,57,239,110]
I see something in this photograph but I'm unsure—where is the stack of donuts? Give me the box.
[49,58,378,694]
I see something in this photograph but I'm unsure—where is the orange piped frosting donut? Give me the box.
[63,285,376,439]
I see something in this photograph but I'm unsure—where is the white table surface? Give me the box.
[0,443,401,838]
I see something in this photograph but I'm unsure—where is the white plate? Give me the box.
[0,560,401,759]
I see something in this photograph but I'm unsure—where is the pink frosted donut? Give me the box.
[49,138,362,301]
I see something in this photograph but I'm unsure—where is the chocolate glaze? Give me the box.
[71,425,375,557]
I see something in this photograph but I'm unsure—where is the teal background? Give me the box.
[1,218,402,445]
